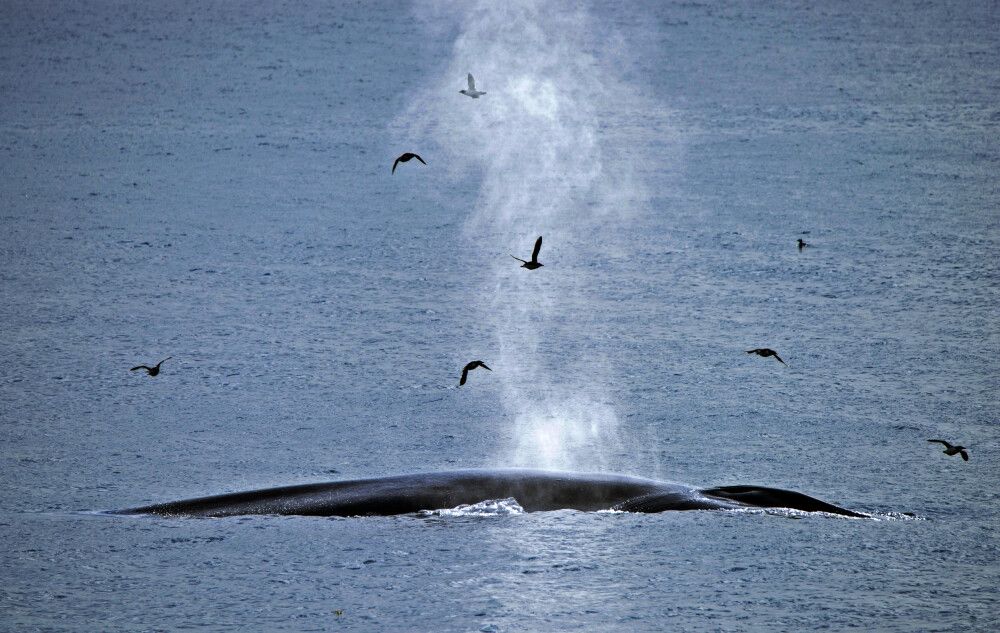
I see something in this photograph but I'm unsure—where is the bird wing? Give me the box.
[459,367,469,386]
[413,153,426,165]
[479,363,492,371]
[927,439,951,448]
[511,254,527,263]
[130,366,149,372]
[468,73,476,91]
[392,157,401,174]
[531,236,543,262]
[773,354,786,365]
[158,357,172,365]
[745,349,759,354]
[960,450,969,461]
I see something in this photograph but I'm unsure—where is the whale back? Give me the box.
[118,470,864,518]
[120,470,668,517]
[613,490,739,513]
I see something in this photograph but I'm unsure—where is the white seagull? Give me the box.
[460,73,486,99]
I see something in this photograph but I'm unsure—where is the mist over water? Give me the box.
[398,0,659,471]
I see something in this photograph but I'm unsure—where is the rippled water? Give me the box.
[1,1,997,631]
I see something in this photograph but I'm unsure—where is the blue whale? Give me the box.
[118,469,867,518]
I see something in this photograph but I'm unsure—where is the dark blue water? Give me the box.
[1,1,997,630]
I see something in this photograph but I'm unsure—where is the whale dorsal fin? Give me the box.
[701,485,866,517]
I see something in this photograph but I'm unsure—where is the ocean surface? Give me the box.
[1,1,998,630]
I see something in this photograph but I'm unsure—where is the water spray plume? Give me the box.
[398,0,661,471]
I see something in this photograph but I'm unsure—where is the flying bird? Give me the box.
[459,360,491,386]
[746,348,786,365]
[130,357,172,376]
[460,73,486,98]
[392,152,426,174]
[511,236,544,270]
[927,439,969,461]
[797,238,809,251]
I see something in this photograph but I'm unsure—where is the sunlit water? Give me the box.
[1,1,997,631]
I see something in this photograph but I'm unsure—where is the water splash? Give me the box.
[417,497,525,518]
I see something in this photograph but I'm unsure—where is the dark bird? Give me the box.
[511,236,544,270]
[459,73,486,98]
[746,348,786,365]
[459,360,491,386]
[130,357,172,376]
[797,238,809,251]
[927,439,969,461]
[392,152,426,174]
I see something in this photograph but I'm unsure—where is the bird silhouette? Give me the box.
[746,348,786,365]
[927,439,969,461]
[511,236,544,270]
[459,360,491,386]
[459,73,486,98]
[130,357,172,376]
[797,238,809,251]
[392,152,426,174]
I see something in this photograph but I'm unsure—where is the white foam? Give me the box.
[417,497,525,518]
